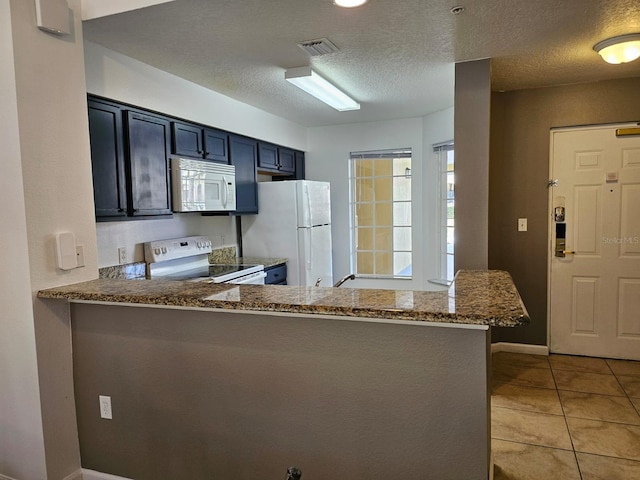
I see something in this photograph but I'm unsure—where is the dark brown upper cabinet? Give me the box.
[126,111,173,217]
[88,99,127,219]
[257,142,296,175]
[172,121,228,164]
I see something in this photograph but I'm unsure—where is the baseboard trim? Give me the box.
[63,469,83,480]
[0,468,82,480]
[491,342,549,356]
[81,469,134,480]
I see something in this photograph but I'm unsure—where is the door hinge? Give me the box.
[548,179,558,188]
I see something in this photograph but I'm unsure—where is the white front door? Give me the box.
[549,124,640,360]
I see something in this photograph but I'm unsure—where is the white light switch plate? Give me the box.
[518,218,528,232]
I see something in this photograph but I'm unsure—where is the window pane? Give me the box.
[446,226,454,254]
[356,159,373,177]
[375,227,392,251]
[375,202,392,226]
[357,227,374,250]
[393,177,411,201]
[446,254,455,281]
[394,252,412,276]
[392,158,411,176]
[447,200,454,220]
[393,202,411,226]
[356,203,373,226]
[374,159,392,176]
[357,251,373,275]
[374,177,392,201]
[393,226,412,251]
[375,252,393,275]
[356,178,373,202]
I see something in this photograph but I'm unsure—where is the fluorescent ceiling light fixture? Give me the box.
[334,0,369,7]
[285,67,360,111]
[593,33,640,64]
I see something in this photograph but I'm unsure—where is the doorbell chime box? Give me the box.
[56,232,77,270]
[35,0,71,35]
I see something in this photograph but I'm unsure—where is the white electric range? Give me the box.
[144,236,266,284]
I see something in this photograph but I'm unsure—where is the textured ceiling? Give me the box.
[83,0,640,127]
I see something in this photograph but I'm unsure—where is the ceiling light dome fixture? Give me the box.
[333,0,369,8]
[593,33,640,64]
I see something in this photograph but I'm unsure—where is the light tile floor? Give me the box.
[491,352,640,479]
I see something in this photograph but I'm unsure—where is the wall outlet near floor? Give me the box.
[518,218,528,232]
[99,395,112,419]
[118,247,126,265]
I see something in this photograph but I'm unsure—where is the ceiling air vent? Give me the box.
[297,38,340,57]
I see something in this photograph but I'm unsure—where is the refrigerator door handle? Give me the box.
[304,183,312,227]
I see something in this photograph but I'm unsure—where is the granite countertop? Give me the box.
[207,245,286,269]
[233,257,287,268]
[38,270,529,327]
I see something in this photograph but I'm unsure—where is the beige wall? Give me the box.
[0,0,48,478]
[4,0,99,478]
[490,77,640,346]
[71,303,491,479]
[454,59,492,271]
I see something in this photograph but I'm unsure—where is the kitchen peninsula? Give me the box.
[39,270,528,480]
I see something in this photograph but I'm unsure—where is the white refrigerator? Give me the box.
[241,180,333,287]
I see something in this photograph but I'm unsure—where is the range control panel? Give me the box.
[144,236,212,263]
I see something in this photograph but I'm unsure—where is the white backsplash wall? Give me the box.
[96,214,237,267]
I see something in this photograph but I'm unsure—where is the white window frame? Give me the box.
[435,142,454,284]
[349,148,413,279]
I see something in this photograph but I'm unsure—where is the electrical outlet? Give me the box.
[76,245,85,267]
[99,395,112,419]
[518,218,528,232]
[118,247,126,265]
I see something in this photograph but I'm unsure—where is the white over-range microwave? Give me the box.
[171,158,236,212]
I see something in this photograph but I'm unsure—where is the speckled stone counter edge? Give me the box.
[39,270,530,327]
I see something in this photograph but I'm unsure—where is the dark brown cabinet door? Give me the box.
[277,147,295,174]
[173,122,228,164]
[88,100,127,219]
[257,142,279,171]
[257,142,297,176]
[172,122,203,158]
[229,135,258,214]
[203,128,228,163]
[294,150,305,179]
[126,111,172,217]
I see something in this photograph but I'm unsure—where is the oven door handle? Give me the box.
[230,271,266,284]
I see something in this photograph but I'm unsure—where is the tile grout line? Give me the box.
[548,359,585,480]
[606,358,640,412]
[492,355,640,477]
